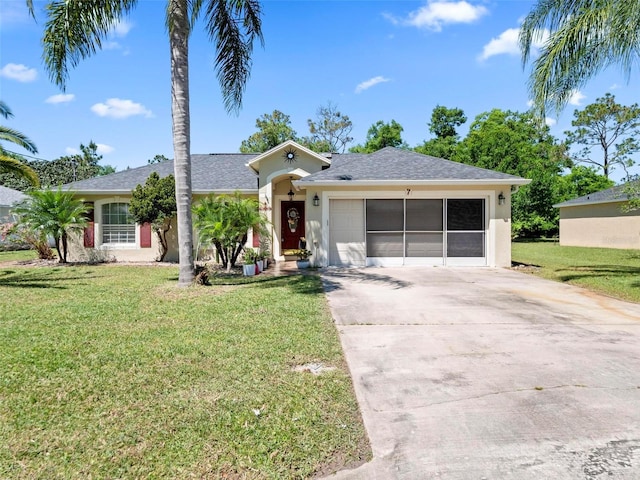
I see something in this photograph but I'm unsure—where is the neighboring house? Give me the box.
[0,185,26,224]
[0,185,27,248]
[554,183,640,249]
[63,141,529,267]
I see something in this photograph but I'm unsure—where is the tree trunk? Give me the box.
[54,236,64,263]
[61,232,68,263]
[169,0,195,286]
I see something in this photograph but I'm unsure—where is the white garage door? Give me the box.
[329,199,365,266]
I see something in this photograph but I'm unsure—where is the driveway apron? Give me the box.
[321,267,640,479]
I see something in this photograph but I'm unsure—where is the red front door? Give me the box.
[281,201,305,250]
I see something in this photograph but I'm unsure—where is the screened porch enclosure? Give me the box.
[365,198,486,266]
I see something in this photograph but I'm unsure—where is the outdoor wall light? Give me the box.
[498,192,505,205]
[313,193,320,206]
[288,176,295,201]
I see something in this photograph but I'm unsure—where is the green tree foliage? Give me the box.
[240,110,297,153]
[34,0,264,286]
[305,102,353,153]
[0,141,115,191]
[350,120,408,153]
[12,187,90,263]
[129,172,177,261]
[556,165,614,203]
[148,154,170,164]
[429,105,467,138]
[415,105,467,159]
[454,109,569,237]
[0,101,39,187]
[565,93,640,179]
[193,192,268,272]
[520,0,640,113]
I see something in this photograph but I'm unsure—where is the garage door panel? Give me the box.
[330,199,365,266]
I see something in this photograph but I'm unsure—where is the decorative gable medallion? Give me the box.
[283,147,298,164]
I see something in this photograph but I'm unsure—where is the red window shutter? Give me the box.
[83,222,95,248]
[252,225,260,248]
[83,205,94,248]
[140,222,152,248]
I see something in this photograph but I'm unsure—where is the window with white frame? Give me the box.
[101,202,135,244]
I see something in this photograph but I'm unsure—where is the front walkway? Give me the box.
[322,267,640,479]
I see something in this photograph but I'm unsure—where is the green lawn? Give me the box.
[0,249,38,263]
[512,240,640,303]
[0,265,369,479]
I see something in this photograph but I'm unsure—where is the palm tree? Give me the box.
[520,0,640,114]
[30,0,263,285]
[193,192,268,272]
[13,187,90,263]
[0,101,39,187]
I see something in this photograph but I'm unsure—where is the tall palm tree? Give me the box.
[520,0,640,114]
[30,0,263,285]
[0,101,40,187]
[13,187,90,263]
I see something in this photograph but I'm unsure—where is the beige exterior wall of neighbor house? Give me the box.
[559,202,640,249]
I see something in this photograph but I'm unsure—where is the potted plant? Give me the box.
[243,248,257,276]
[259,249,270,270]
[294,248,312,269]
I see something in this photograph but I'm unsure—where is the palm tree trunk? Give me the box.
[169,0,195,286]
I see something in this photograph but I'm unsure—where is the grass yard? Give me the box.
[512,240,640,303]
[0,249,37,263]
[0,264,369,479]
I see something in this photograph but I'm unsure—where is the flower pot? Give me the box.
[256,260,264,272]
[243,264,255,276]
[296,259,310,269]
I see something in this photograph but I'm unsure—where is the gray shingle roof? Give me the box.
[554,183,629,208]
[62,146,528,194]
[300,147,527,183]
[0,185,27,206]
[63,154,257,193]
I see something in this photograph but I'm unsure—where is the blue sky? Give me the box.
[1,0,638,182]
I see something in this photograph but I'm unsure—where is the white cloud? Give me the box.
[45,93,75,104]
[91,98,153,119]
[355,76,391,94]
[111,20,133,38]
[390,1,488,32]
[65,147,80,155]
[610,83,620,90]
[103,41,122,50]
[479,27,549,61]
[545,117,557,127]
[0,63,37,82]
[96,144,114,154]
[568,90,586,106]
[526,99,534,108]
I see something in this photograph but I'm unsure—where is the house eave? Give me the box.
[294,178,531,188]
[553,198,627,208]
[66,188,259,196]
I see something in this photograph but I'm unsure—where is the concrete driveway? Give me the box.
[321,267,640,479]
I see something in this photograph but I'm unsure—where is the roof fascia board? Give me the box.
[553,198,627,208]
[67,189,259,196]
[294,179,530,188]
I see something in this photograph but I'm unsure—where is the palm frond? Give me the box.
[0,154,40,187]
[42,0,139,89]
[0,125,38,154]
[520,0,640,114]
[0,101,13,120]
[203,0,263,114]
